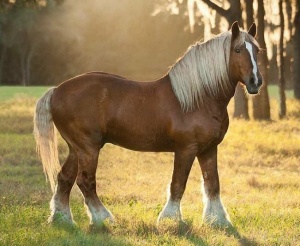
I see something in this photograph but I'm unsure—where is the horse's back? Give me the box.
[51,72,142,109]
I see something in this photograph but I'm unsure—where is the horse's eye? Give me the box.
[235,48,241,53]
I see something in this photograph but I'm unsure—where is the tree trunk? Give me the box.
[252,0,270,120]
[0,45,7,85]
[26,49,33,86]
[294,0,300,99]
[233,85,249,119]
[245,0,254,27]
[269,44,279,85]
[20,50,27,86]
[279,0,286,118]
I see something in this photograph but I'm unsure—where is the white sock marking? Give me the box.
[86,202,114,224]
[202,184,231,226]
[245,41,258,85]
[49,190,74,223]
[157,186,182,222]
[158,198,181,221]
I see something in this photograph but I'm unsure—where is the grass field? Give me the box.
[0,86,299,245]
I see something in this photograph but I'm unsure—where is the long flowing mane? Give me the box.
[169,30,255,112]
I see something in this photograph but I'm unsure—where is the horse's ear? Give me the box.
[248,22,257,38]
[231,21,240,41]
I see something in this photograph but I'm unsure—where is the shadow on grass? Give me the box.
[51,220,79,233]
[175,221,259,246]
[51,221,131,246]
[49,219,258,246]
[156,220,208,245]
[177,221,208,245]
[88,222,111,234]
[225,225,259,246]
[87,220,257,246]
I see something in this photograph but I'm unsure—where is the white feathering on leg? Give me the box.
[157,185,182,223]
[201,182,231,227]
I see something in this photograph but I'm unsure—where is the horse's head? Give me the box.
[229,21,262,94]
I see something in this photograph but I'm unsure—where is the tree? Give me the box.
[245,0,254,27]
[15,8,38,86]
[0,0,45,85]
[252,0,270,120]
[294,0,300,99]
[279,0,286,118]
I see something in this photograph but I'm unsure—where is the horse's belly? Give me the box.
[107,139,174,152]
[105,126,174,152]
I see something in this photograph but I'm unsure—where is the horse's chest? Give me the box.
[194,114,229,149]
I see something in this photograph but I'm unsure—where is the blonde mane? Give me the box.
[169,30,256,112]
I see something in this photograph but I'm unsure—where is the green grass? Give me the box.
[0,86,48,102]
[0,86,299,245]
[267,85,293,99]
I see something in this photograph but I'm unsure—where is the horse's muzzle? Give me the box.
[245,76,262,95]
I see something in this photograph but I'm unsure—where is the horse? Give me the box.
[33,21,262,228]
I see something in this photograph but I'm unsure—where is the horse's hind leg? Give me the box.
[49,144,78,224]
[76,146,114,226]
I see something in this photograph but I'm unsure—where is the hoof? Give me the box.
[48,211,75,226]
[88,213,114,234]
[88,222,111,234]
[203,215,232,228]
[93,213,114,224]
[88,206,115,225]
[103,212,115,223]
[157,200,182,224]
[157,210,182,222]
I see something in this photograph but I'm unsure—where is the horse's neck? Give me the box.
[210,80,237,109]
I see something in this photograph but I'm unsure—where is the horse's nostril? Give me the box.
[250,77,255,85]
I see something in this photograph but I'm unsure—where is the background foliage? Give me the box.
[0,0,203,85]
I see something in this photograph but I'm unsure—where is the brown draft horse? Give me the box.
[34,22,262,227]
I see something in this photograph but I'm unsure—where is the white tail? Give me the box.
[33,88,60,193]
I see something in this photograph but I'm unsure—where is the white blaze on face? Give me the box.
[245,41,258,85]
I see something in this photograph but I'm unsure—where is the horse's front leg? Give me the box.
[197,146,231,227]
[157,148,196,223]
